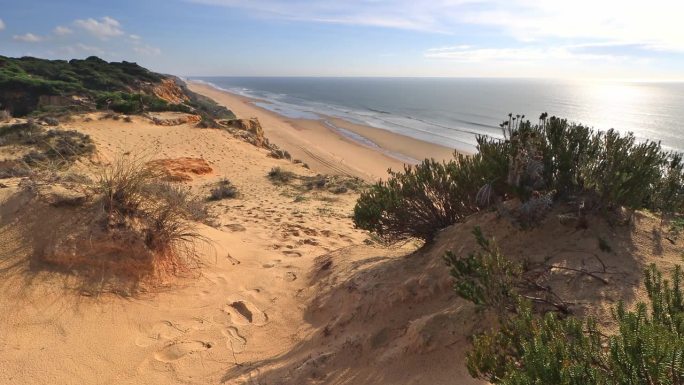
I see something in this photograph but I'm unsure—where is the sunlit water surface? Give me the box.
[194,77,684,153]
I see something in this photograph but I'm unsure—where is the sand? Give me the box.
[187,82,456,181]
[1,100,683,385]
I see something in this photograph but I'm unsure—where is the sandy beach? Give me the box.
[187,82,456,181]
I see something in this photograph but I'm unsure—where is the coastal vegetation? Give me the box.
[448,229,683,384]
[354,115,684,243]
[0,55,235,122]
[1,55,681,383]
[352,113,684,384]
[0,120,96,177]
[209,178,239,200]
[268,166,365,194]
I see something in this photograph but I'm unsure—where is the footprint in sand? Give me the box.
[135,321,186,347]
[282,250,302,258]
[222,300,269,326]
[222,326,247,352]
[154,340,212,362]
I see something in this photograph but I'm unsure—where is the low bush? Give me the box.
[354,113,684,243]
[448,231,684,385]
[95,92,191,115]
[269,149,292,160]
[209,178,238,200]
[354,137,506,243]
[1,121,95,169]
[0,121,43,145]
[268,167,296,184]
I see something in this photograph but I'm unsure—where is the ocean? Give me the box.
[192,77,684,153]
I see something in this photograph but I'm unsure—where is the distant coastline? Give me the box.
[188,81,456,181]
[190,77,684,152]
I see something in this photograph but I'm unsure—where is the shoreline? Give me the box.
[187,81,456,181]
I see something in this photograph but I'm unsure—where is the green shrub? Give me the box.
[354,113,684,243]
[0,55,232,119]
[585,130,667,210]
[448,231,684,385]
[353,137,507,243]
[95,92,190,115]
[445,228,522,314]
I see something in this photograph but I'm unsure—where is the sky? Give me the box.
[1,0,683,79]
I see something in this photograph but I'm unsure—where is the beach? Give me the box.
[187,82,456,181]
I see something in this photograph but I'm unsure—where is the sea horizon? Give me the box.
[191,76,684,153]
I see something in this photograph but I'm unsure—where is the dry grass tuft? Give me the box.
[94,154,209,275]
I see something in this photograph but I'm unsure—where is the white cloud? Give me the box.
[424,45,623,63]
[188,0,684,52]
[129,34,141,40]
[0,19,5,31]
[188,0,464,32]
[54,26,73,36]
[133,44,161,55]
[74,16,124,39]
[457,1,684,52]
[13,33,44,43]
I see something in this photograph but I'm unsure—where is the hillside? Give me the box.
[0,57,682,385]
[0,55,234,122]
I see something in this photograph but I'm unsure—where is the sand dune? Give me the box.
[1,106,682,385]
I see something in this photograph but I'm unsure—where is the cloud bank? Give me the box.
[189,0,684,52]
[74,16,124,39]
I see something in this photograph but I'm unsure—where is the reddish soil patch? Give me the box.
[148,157,213,182]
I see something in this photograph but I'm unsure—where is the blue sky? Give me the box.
[1,0,683,79]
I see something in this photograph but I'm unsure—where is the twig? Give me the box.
[521,294,571,314]
[548,265,610,284]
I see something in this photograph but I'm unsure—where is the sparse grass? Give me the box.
[0,121,43,145]
[269,148,291,160]
[145,182,209,223]
[0,159,32,179]
[302,174,327,190]
[668,216,684,239]
[1,121,95,173]
[142,195,205,268]
[317,195,340,203]
[95,154,209,272]
[97,155,159,215]
[269,168,364,195]
[208,178,238,200]
[268,167,296,184]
